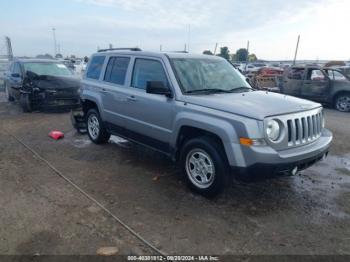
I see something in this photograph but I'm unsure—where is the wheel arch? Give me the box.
[81,98,104,118]
[173,120,241,167]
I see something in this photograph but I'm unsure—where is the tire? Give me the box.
[180,136,229,197]
[86,108,110,144]
[334,93,350,112]
[5,83,14,102]
[19,93,32,112]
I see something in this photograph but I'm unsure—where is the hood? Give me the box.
[29,75,80,90]
[181,91,321,120]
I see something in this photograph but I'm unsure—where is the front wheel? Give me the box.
[5,84,14,102]
[86,108,110,144]
[180,137,229,197]
[20,93,32,112]
[334,93,350,112]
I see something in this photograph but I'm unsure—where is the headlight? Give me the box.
[266,119,281,141]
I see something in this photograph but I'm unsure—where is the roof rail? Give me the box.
[168,51,189,53]
[97,47,142,52]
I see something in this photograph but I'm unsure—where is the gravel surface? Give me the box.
[0,92,349,255]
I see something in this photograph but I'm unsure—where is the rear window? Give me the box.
[104,57,130,85]
[86,56,105,80]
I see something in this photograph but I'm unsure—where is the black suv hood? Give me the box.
[29,75,80,90]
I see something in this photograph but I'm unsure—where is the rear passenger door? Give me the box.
[99,56,131,129]
[282,68,304,97]
[123,57,175,153]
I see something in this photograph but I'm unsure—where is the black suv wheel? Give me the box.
[5,83,14,102]
[20,93,32,112]
[86,108,110,144]
[334,93,350,112]
[180,136,229,197]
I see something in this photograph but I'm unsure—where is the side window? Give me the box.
[288,68,304,80]
[307,69,325,81]
[332,70,346,81]
[131,59,168,90]
[86,56,105,80]
[104,56,130,85]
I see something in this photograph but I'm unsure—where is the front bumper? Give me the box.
[30,89,81,111]
[232,128,332,179]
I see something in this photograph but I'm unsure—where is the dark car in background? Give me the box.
[281,65,350,112]
[4,59,80,112]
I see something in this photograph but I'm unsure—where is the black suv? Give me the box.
[281,65,350,112]
[4,59,80,112]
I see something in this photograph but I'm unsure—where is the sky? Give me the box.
[0,0,349,60]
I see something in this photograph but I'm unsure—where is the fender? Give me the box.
[171,111,246,166]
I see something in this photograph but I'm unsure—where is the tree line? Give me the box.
[203,47,258,62]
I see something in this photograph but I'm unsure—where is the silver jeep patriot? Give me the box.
[74,48,333,197]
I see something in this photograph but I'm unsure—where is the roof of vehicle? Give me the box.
[14,58,64,64]
[93,50,224,60]
[290,64,322,70]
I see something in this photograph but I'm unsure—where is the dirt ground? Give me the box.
[0,91,349,256]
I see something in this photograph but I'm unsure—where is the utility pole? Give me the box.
[213,43,218,55]
[187,24,191,53]
[160,44,162,52]
[5,36,13,60]
[244,40,250,72]
[52,28,57,57]
[293,35,300,65]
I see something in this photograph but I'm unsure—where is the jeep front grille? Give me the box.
[286,111,323,146]
[264,107,324,150]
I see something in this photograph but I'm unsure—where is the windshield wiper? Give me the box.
[229,86,252,93]
[186,88,233,94]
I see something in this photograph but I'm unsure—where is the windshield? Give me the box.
[171,58,250,94]
[23,62,73,76]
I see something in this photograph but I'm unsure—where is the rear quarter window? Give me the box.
[86,56,105,80]
[287,68,304,80]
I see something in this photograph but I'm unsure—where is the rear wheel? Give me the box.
[334,93,350,112]
[86,108,110,144]
[180,137,229,197]
[5,84,14,102]
[20,93,32,112]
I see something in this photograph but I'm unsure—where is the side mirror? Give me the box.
[11,73,21,78]
[146,81,172,98]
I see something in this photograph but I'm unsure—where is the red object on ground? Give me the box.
[49,131,64,140]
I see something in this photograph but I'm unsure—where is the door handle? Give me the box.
[100,88,108,93]
[127,95,137,102]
